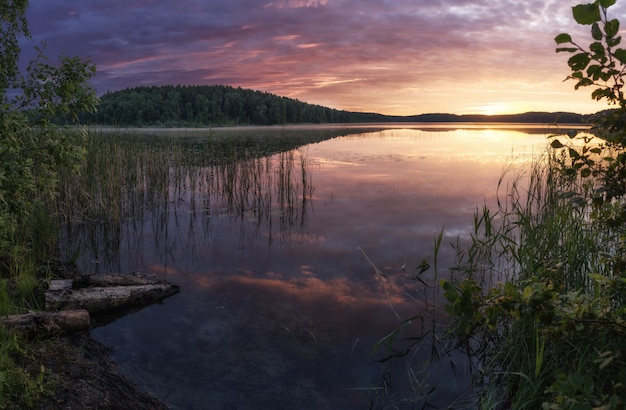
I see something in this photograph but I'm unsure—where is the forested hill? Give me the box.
[78,84,589,127]
[83,85,387,126]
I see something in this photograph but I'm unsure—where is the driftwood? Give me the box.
[72,272,166,288]
[1,273,179,336]
[45,284,179,313]
[45,272,180,315]
[1,310,90,336]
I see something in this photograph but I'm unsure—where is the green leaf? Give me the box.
[551,139,565,148]
[587,64,601,80]
[581,168,592,177]
[608,36,622,47]
[590,147,602,154]
[572,3,601,25]
[590,42,605,58]
[568,53,591,70]
[600,71,612,81]
[599,0,617,8]
[575,78,594,89]
[615,48,626,64]
[556,47,578,53]
[592,22,602,40]
[592,88,612,100]
[555,33,573,44]
[605,19,620,38]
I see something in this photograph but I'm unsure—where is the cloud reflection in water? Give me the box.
[89,126,554,408]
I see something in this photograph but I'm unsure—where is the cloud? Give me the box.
[21,0,626,115]
[264,0,329,8]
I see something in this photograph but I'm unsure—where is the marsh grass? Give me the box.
[0,195,60,407]
[0,200,60,406]
[55,130,315,272]
[437,140,626,409]
[370,136,626,408]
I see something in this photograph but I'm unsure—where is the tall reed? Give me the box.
[55,130,315,271]
[440,141,626,408]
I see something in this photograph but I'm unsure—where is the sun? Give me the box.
[468,102,543,116]
[471,103,508,116]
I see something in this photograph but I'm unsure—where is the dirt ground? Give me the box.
[26,331,167,410]
[11,263,170,409]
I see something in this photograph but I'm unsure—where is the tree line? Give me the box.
[77,84,386,126]
[68,84,589,127]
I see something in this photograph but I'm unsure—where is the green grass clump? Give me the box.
[440,141,626,409]
[0,327,48,409]
[0,234,52,408]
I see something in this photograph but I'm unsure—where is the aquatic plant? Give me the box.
[55,130,317,273]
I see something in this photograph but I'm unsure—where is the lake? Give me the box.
[62,123,584,409]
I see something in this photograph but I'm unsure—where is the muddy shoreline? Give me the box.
[29,331,167,409]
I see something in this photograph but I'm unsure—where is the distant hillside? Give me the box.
[404,112,587,124]
[75,84,589,127]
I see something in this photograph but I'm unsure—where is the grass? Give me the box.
[370,133,626,408]
[54,130,319,268]
[438,138,626,409]
[0,327,48,409]
[0,218,53,407]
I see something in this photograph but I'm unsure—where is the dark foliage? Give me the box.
[76,84,385,126]
[62,84,590,127]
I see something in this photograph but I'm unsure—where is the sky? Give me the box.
[20,0,626,116]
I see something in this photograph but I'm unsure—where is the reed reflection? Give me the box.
[57,132,315,274]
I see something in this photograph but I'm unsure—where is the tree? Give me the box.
[0,0,29,97]
[550,0,626,211]
[555,0,626,139]
[0,1,98,261]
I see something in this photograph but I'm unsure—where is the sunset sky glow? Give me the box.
[23,0,626,116]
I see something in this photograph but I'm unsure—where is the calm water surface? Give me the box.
[82,124,567,409]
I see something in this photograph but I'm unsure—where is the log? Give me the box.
[48,279,73,290]
[1,310,90,336]
[70,272,165,288]
[45,283,180,314]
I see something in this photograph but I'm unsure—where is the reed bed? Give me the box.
[437,140,626,409]
[55,130,315,271]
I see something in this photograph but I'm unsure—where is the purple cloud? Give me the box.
[20,0,626,115]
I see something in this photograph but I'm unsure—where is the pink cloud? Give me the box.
[22,0,626,115]
[264,0,328,8]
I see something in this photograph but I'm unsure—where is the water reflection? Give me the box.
[62,126,560,408]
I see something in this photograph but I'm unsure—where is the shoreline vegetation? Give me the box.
[5,0,626,408]
[396,1,626,408]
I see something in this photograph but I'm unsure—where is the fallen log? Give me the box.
[45,283,180,314]
[1,309,90,336]
[70,272,164,288]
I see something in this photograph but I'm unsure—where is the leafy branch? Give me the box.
[555,0,626,107]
